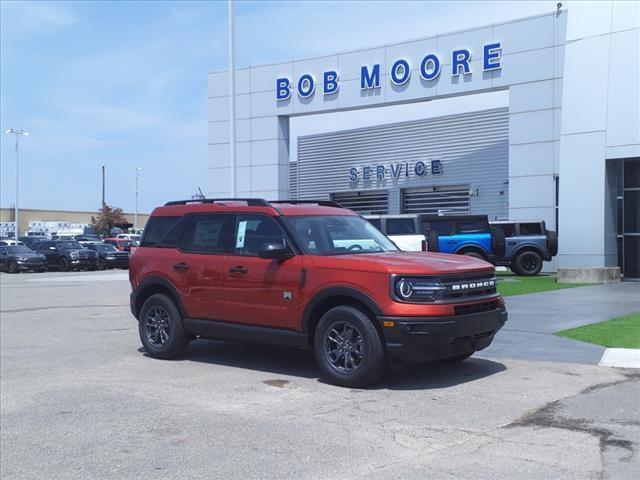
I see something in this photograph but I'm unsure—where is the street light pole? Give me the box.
[228,0,237,197]
[4,129,29,238]
[135,167,142,232]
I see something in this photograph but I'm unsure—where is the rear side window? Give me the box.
[181,214,230,253]
[457,219,489,234]
[422,220,456,236]
[386,218,416,235]
[141,216,180,247]
[519,223,543,235]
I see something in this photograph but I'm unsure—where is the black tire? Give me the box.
[7,260,19,274]
[58,257,70,272]
[426,230,439,252]
[491,226,506,258]
[443,352,474,362]
[138,294,189,359]
[461,251,485,260]
[314,305,386,388]
[547,230,558,256]
[512,250,543,276]
[96,259,107,270]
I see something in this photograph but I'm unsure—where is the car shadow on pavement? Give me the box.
[154,339,506,390]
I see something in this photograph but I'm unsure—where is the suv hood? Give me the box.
[310,251,493,275]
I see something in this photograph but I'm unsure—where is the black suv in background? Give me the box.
[35,240,98,271]
[86,243,130,270]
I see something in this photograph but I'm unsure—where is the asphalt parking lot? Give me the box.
[1,270,638,479]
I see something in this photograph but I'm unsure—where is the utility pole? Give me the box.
[4,129,29,238]
[228,0,237,196]
[135,167,142,231]
[102,165,106,206]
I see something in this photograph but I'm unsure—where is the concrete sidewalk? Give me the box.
[481,282,640,364]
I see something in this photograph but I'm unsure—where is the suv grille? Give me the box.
[454,299,500,316]
[440,272,497,301]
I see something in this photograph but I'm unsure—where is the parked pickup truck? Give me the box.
[490,220,558,275]
[423,215,505,262]
[364,215,427,252]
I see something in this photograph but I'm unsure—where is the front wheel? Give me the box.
[7,260,19,274]
[512,250,543,276]
[314,305,386,388]
[138,294,189,359]
[96,259,107,270]
[58,257,70,272]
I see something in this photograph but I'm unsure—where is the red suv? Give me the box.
[129,199,507,387]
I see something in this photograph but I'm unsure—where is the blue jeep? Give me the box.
[422,215,505,262]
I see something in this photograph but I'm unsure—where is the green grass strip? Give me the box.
[556,312,640,349]
[496,274,586,297]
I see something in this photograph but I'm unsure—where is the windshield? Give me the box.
[7,246,33,254]
[284,215,398,256]
[56,241,83,250]
[97,244,119,252]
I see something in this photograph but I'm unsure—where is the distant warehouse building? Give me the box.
[208,1,639,281]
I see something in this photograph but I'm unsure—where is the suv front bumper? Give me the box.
[377,308,507,363]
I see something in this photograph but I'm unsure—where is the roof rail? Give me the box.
[270,200,343,208]
[164,198,270,207]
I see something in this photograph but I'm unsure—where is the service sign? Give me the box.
[276,43,502,101]
[349,159,443,184]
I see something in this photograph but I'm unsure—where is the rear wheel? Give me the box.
[314,305,385,387]
[7,260,19,274]
[461,251,485,260]
[96,259,107,270]
[512,250,543,276]
[138,294,189,359]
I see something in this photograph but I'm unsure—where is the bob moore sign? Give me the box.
[276,43,502,101]
[349,159,443,184]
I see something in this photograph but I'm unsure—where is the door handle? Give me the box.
[173,262,189,271]
[447,239,457,244]
[508,241,516,245]
[229,266,248,274]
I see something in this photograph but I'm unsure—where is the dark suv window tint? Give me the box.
[386,218,416,235]
[494,223,516,237]
[457,219,489,234]
[234,214,286,256]
[367,218,382,231]
[158,216,192,248]
[422,221,456,236]
[141,216,180,247]
[519,223,543,235]
[181,214,229,253]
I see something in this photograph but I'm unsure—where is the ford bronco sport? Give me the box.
[130,199,507,387]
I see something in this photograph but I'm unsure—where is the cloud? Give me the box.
[0,1,77,33]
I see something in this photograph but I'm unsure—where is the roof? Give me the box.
[151,199,357,217]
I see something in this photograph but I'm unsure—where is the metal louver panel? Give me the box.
[332,190,388,214]
[403,185,470,215]
[289,162,298,200]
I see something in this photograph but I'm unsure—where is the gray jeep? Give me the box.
[489,221,558,276]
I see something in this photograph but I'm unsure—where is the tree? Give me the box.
[91,204,129,237]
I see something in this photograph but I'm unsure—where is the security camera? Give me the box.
[557,2,562,11]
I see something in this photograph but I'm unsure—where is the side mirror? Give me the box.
[49,246,57,251]
[258,243,294,261]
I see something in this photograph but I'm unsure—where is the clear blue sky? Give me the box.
[0,0,555,213]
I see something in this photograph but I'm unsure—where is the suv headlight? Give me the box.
[70,251,79,259]
[392,276,445,303]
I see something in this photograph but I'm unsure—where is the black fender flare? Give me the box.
[132,275,188,319]
[300,286,383,335]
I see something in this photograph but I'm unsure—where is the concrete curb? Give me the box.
[599,348,640,368]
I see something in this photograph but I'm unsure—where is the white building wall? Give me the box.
[557,1,640,269]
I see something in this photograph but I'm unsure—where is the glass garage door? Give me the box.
[402,185,470,215]
[331,190,388,214]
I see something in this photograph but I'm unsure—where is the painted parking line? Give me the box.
[599,348,640,369]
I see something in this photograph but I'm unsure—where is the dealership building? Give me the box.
[208,1,639,280]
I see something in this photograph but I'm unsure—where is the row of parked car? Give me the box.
[365,214,558,276]
[0,234,140,273]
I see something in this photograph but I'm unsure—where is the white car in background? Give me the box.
[116,234,141,242]
[364,214,427,252]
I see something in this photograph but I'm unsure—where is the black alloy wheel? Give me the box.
[97,259,107,270]
[7,260,19,274]
[324,321,365,373]
[513,250,542,276]
[138,294,189,359]
[59,257,70,272]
